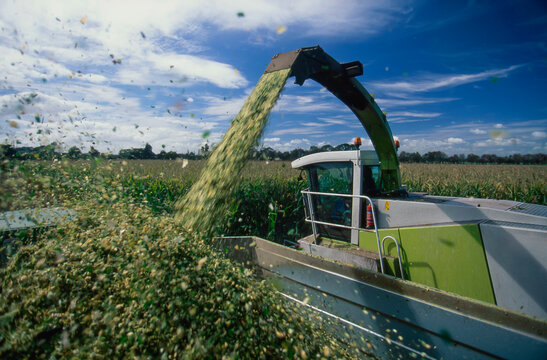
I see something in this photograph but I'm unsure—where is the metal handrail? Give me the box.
[381,236,405,280]
[300,190,385,274]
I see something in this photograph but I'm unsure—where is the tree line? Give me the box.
[0,143,545,164]
[397,151,546,164]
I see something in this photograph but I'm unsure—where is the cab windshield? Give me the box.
[307,162,352,241]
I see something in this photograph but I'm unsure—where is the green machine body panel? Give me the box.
[359,228,403,277]
[359,224,496,304]
[359,228,400,253]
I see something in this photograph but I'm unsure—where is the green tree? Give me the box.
[88,147,100,158]
[67,146,82,159]
[0,144,16,159]
[466,153,480,163]
[143,143,155,159]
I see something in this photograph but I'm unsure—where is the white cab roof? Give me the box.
[291,150,379,169]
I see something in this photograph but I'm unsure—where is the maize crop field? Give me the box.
[0,158,545,359]
[401,163,546,205]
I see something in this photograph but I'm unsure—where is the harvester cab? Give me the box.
[292,149,382,244]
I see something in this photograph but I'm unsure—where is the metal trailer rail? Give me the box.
[1,208,77,266]
[213,236,547,359]
[301,189,405,278]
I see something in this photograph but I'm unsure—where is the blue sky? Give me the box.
[1,0,546,155]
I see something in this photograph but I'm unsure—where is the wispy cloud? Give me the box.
[375,96,458,108]
[273,94,344,113]
[388,118,434,124]
[270,127,327,136]
[372,65,523,93]
[470,128,487,135]
[389,111,441,118]
[317,116,356,126]
[385,111,442,124]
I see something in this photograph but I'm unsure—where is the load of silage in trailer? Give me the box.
[175,69,291,234]
[0,183,363,359]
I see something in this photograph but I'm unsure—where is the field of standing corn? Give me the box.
[400,163,546,205]
[72,160,546,206]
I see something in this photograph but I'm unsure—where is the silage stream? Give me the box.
[175,69,291,234]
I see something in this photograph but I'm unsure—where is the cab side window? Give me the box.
[363,165,381,195]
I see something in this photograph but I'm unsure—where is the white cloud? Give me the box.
[447,137,464,144]
[0,84,224,153]
[397,136,468,153]
[0,91,95,120]
[388,117,433,124]
[114,53,247,89]
[532,131,547,139]
[0,2,249,92]
[474,137,521,147]
[470,128,487,135]
[271,127,327,136]
[389,111,442,118]
[300,116,356,128]
[262,137,313,151]
[375,97,458,108]
[301,122,322,127]
[168,1,411,38]
[2,0,406,41]
[273,94,343,113]
[372,65,523,93]
[387,111,442,123]
[0,46,76,89]
[494,123,504,128]
[200,95,247,120]
[320,117,353,126]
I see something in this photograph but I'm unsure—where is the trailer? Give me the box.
[214,235,546,359]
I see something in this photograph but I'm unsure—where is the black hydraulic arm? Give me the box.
[264,46,401,192]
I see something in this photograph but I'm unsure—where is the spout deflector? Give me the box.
[264,46,363,85]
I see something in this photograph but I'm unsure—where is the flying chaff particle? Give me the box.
[276,26,287,34]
